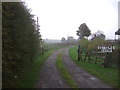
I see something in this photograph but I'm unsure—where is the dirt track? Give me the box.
[36,47,112,88]
[35,49,69,88]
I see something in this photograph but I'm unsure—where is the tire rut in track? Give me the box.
[62,47,111,88]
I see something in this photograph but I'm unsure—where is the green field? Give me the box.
[56,51,78,88]
[45,43,69,51]
[69,46,118,88]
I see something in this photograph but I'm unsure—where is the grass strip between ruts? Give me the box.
[56,51,78,88]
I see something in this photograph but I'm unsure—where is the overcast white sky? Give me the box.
[24,0,119,40]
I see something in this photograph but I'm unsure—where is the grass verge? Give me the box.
[69,46,118,88]
[16,50,55,88]
[56,51,78,88]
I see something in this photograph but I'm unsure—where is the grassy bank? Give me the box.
[69,46,118,88]
[16,50,55,88]
[56,52,78,88]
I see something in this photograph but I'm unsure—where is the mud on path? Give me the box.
[62,47,111,88]
[35,49,69,88]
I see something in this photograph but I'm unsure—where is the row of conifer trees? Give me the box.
[2,2,43,87]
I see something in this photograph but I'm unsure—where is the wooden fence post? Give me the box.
[88,51,91,63]
[95,56,97,64]
[104,53,111,68]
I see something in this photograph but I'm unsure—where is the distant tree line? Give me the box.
[61,36,77,45]
[2,2,43,87]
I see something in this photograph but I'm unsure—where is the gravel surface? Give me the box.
[62,47,112,88]
[35,49,69,88]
